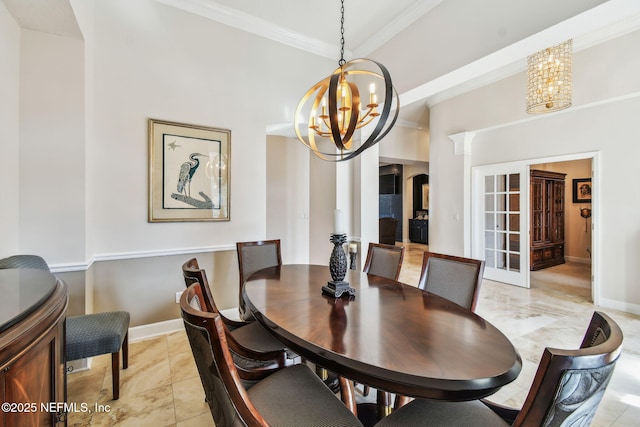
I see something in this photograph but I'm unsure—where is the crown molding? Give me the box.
[156,0,443,60]
[155,0,346,60]
[353,0,442,57]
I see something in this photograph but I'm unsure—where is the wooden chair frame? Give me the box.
[483,311,623,426]
[181,284,271,426]
[363,242,405,281]
[181,260,288,380]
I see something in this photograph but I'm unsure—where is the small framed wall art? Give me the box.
[148,119,230,222]
[572,178,592,203]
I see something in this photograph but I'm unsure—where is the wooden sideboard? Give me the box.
[0,269,68,427]
[530,169,566,271]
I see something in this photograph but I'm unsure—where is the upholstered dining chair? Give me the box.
[363,243,405,281]
[377,311,623,426]
[0,254,50,270]
[180,283,364,426]
[236,239,282,321]
[417,251,485,312]
[181,258,298,376]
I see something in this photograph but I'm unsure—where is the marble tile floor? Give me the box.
[67,243,640,426]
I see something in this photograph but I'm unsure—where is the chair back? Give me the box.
[181,258,218,313]
[181,259,287,381]
[0,254,50,271]
[363,243,405,281]
[514,311,623,427]
[236,240,282,319]
[417,252,484,311]
[180,283,268,427]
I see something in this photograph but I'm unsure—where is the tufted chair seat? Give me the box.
[66,311,130,400]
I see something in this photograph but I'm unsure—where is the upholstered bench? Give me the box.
[66,311,130,400]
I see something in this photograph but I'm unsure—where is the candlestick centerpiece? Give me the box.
[322,233,356,298]
[349,243,357,270]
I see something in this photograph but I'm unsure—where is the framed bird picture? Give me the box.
[148,119,230,222]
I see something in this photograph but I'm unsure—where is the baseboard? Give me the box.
[598,297,640,316]
[129,318,184,342]
[565,256,591,265]
[127,308,242,342]
[66,358,90,373]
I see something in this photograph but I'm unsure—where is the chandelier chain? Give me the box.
[339,0,345,66]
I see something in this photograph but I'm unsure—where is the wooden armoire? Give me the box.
[530,169,566,271]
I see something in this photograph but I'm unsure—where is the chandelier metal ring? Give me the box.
[294,58,399,162]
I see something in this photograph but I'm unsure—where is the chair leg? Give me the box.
[338,376,358,417]
[111,352,120,400]
[377,390,392,418]
[122,332,129,369]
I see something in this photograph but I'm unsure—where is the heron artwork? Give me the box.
[177,152,208,197]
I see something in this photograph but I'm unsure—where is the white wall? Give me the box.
[87,0,328,256]
[19,29,86,264]
[430,30,640,312]
[3,0,335,326]
[379,125,429,163]
[266,135,310,264]
[309,154,336,265]
[0,2,20,256]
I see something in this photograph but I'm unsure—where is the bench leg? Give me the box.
[122,332,129,369]
[112,352,120,400]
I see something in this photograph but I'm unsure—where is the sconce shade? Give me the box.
[526,39,572,114]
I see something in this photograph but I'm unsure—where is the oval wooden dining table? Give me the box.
[244,264,522,402]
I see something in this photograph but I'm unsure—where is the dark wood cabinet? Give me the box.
[409,219,428,244]
[530,169,566,271]
[1,270,68,426]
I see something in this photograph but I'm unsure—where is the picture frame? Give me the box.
[148,119,230,222]
[572,178,592,203]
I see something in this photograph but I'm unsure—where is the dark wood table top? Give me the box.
[244,264,522,401]
[0,268,58,333]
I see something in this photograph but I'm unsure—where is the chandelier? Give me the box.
[294,0,399,161]
[526,39,572,114]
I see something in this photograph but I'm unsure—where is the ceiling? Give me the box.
[157,0,443,59]
[5,0,640,130]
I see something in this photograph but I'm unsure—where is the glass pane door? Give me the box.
[473,165,529,287]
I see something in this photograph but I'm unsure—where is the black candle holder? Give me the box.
[349,251,357,270]
[322,233,356,298]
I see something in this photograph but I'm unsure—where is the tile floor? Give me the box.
[67,243,640,426]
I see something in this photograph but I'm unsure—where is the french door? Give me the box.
[472,164,529,288]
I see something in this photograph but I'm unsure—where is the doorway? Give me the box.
[529,158,593,300]
[472,152,598,303]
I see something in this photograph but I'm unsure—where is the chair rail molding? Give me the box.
[48,244,236,273]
